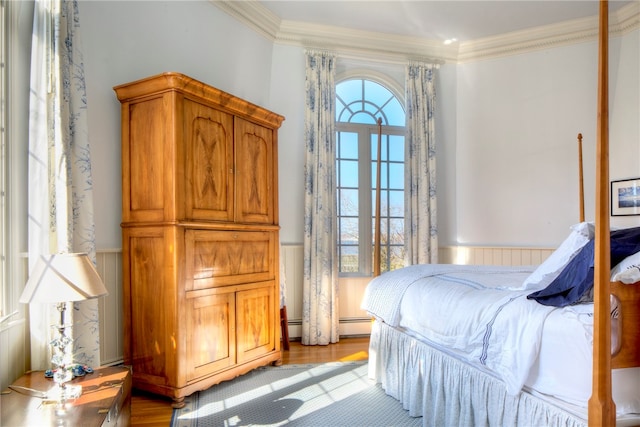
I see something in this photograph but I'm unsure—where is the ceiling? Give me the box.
[259,0,632,42]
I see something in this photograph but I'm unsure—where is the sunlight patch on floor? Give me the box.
[277,364,372,422]
[339,350,368,361]
[177,363,372,425]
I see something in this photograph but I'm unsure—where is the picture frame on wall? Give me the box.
[611,178,640,216]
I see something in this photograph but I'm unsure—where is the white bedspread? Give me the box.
[361,264,556,395]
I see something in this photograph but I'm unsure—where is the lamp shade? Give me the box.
[19,253,108,304]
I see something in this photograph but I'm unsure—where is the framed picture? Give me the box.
[611,178,640,216]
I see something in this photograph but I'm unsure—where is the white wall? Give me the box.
[269,44,306,244]
[435,63,460,249]
[609,28,640,231]
[454,32,639,247]
[80,0,276,249]
[456,42,598,247]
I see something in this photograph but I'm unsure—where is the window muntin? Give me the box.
[336,79,405,276]
[336,80,404,126]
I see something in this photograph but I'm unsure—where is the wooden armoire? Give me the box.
[114,72,284,407]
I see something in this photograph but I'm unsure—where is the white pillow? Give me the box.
[521,222,594,290]
[570,221,595,238]
[611,251,640,284]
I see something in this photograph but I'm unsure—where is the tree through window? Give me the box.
[336,79,405,276]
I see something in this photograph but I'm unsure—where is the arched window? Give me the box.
[336,78,405,276]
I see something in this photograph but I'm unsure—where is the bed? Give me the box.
[363,258,640,426]
[361,2,640,426]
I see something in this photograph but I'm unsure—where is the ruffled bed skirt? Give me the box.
[368,320,587,427]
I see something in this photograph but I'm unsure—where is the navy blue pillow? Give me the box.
[527,226,640,307]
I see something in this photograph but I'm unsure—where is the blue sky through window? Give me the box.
[336,80,404,126]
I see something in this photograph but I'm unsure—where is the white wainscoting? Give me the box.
[0,312,28,389]
[0,255,29,389]
[280,244,553,339]
[438,246,554,266]
[95,250,124,366]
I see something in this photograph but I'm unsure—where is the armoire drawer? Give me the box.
[185,229,276,291]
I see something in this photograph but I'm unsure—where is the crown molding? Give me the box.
[457,15,600,63]
[211,1,640,64]
[458,2,640,63]
[210,0,281,41]
[277,20,454,64]
[616,0,640,36]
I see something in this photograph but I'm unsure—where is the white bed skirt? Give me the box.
[368,320,588,427]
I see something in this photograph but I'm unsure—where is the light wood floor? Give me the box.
[130,337,370,426]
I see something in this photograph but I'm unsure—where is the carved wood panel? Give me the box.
[236,284,276,364]
[126,228,173,384]
[185,229,275,291]
[126,98,168,221]
[187,291,236,381]
[235,118,274,224]
[184,99,234,221]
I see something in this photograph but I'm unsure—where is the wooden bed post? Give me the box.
[374,117,382,277]
[578,133,585,223]
[588,1,616,425]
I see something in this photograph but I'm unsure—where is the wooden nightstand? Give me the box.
[1,365,131,426]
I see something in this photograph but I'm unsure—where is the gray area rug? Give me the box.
[171,361,422,426]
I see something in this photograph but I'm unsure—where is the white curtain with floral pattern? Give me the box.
[302,50,339,345]
[27,0,101,369]
[405,62,438,265]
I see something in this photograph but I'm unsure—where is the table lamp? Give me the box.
[19,253,108,401]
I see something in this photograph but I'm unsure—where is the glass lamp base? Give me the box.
[47,383,82,401]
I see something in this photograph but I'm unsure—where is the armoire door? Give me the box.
[186,291,236,381]
[234,117,275,224]
[184,98,234,222]
[235,283,277,364]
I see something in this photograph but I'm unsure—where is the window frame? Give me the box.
[1,0,30,324]
[1,0,7,317]
[335,76,406,277]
